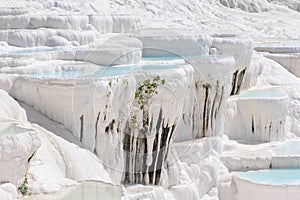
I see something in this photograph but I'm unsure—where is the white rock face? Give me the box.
[1,1,300,200]
[225,88,289,143]
[219,0,271,13]
[135,29,213,57]
[270,0,300,12]
[0,29,97,47]
[0,13,139,33]
[265,53,300,77]
[221,140,273,171]
[126,185,174,200]
[251,56,300,136]
[256,44,300,54]
[0,89,27,121]
[112,14,140,33]
[0,183,17,200]
[0,121,41,187]
[180,56,234,140]
[211,35,253,95]
[0,117,113,196]
[0,87,113,195]
[27,125,112,194]
[166,137,222,199]
[88,14,114,34]
[0,36,143,66]
[10,64,194,185]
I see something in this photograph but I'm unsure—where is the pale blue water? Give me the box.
[141,54,224,61]
[32,64,182,79]
[0,122,29,136]
[235,169,300,185]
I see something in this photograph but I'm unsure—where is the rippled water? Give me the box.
[235,169,300,185]
[31,64,182,79]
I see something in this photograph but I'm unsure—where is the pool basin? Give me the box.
[233,169,300,200]
[30,63,183,79]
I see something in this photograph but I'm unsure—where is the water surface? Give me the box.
[235,169,300,185]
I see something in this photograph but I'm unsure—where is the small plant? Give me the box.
[122,79,129,87]
[129,114,137,128]
[18,175,29,196]
[106,91,111,97]
[134,76,165,108]
[108,80,112,87]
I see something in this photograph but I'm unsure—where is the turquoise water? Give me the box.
[142,54,224,61]
[0,122,29,136]
[31,64,182,79]
[40,182,122,200]
[235,169,300,185]
[29,54,226,79]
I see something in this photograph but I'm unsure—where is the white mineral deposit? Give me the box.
[0,0,299,200]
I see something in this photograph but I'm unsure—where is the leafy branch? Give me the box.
[134,76,165,109]
[18,175,29,195]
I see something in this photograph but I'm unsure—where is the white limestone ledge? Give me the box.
[232,174,300,200]
[134,29,213,57]
[0,183,17,200]
[265,53,300,77]
[9,64,194,185]
[166,137,222,199]
[178,56,234,139]
[211,34,253,95]
[0,14,140,34]
[0,89,27,121]
[221,139,300,171]
[0,29,97,47]
[0,120,41,187]
[0,36,143,66]
[225,88,289,143]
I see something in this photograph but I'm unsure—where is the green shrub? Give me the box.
[18,175,29,196]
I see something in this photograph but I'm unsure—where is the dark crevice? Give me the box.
[122,106,175,186]
[211,85,218,129]
[235,68,246,95]
[230,70,238,95]
[202,83,210,138]
[104,105,108,120]
[94,112,101,155]
[80,115,84,142]
[251,114,254,134]
[105,119,115,134]
[164,124,176,162]
[205,98,211,133]
[269,121,272,137]
[27,153,35,163]
[123,122,131,184]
